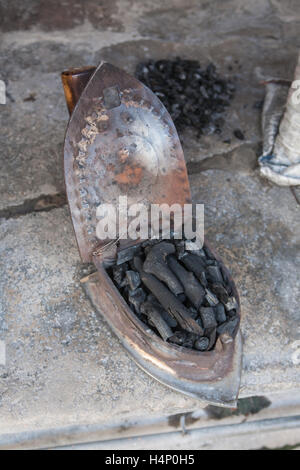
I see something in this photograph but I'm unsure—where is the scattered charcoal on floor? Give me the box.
[107,237,239,352]
[135,58,235,136]
[233,129,245,140]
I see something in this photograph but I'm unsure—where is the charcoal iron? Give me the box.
[61,62,243,406]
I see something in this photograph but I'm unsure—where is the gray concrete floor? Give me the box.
[0,0,300,449]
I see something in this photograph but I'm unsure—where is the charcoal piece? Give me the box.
[134,257,203,334]
[143,242,184,295]
[210,283,228,304]
[144,245,154,255]
[117,245,141,265]
[217,317,239,338]
[128,287,146,314]
[227,309,237,319]
[169,331,187,346]
[168,256,205,308]
[194,336,210,351]
[112,265,127,288]
[203,245,215,260]
[195,316,203,329]
[141,301,173,341]
[220,265,230,284]
[141,239,159,248]
[177,293,186,303]
[215,303,227,324]
[224,297,238,312]
[146,294,178,327]
[206,327,217,350]
[181,253,206,279]
[205,288,219,306]
[188,307,198,320]
[233,129,245,140]
[206,265,224,284]
[198,270,208,288]
[125,270,141,290]
[199,307,217,329]
[175,240,185,259]
[170,331,197,348]
[182,333,197,349]
[205,260,216,266]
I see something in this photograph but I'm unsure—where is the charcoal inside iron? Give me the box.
[199,307,217,329]
[217,317,239,337]
[206,265,224,284]
[224,296,238,312]
[147,294,178,328]
[128,287,146,314]
[135,58,235,136]
[107,237,239,352]
[194,336,210,351]
[205,288,219,307]
[116,244,141,265]
[141,300,173,341]
[112,264,127,288]
[215,303,227,324]
[206,327,217,350]
[210,283,229,304]
[169,331,188,346]
[125,270,141,291]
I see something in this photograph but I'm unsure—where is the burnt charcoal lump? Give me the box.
[194,336,210,351]
[136,58,235,136]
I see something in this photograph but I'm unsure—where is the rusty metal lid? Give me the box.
[63,62,191,262]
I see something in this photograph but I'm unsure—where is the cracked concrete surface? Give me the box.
[0,0,299,443]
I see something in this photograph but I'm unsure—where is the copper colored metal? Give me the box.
[61,66,96,115]
[62,62,242,406]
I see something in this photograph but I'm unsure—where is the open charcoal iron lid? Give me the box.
[63,62,191,262]
[62,62,242,407]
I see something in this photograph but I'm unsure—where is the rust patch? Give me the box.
[114,165,143,186]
